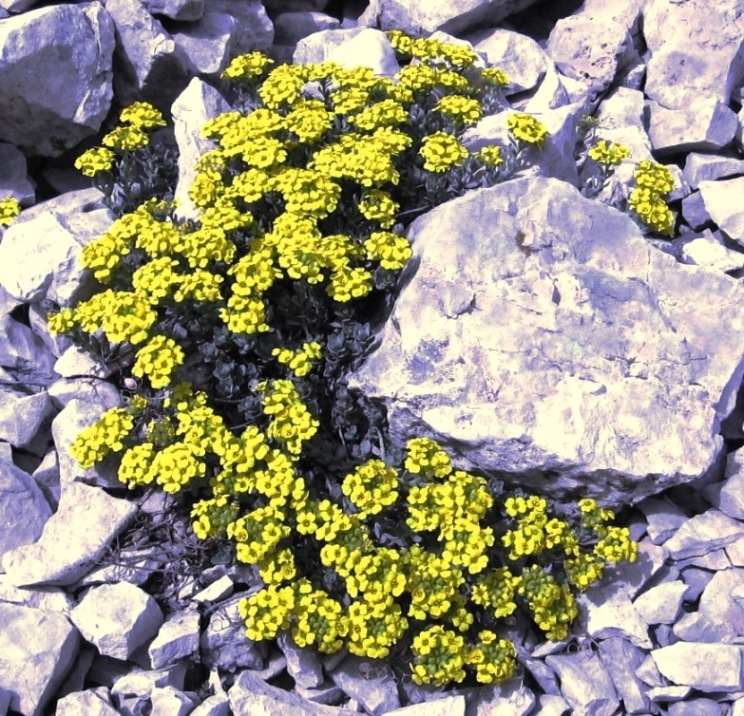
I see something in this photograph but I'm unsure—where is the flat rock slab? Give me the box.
[350,177,744,505]
[651,642,744,693]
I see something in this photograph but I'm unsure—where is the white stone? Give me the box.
[545,652,619,716]
[56,688,120,716]
[384,696,466,716]
[597,638,651,715]
[682,233,744,273]
[0,603,80,716]
[668,698,727,716]
[681,193,713,231]
[0,389,53,448]
[534,694,570,716]
[637,495,688,545]
[651,642,744,692]
[683,153,744,189]
[74,546,163,588]
[111,663,188,699]
[201,594,264,672]
[48,377,121,411]
[293,28,364,65]
[468,680,535,716]
[633,581,690,625]
[273,11,340,45]
[150,686,199,716]
[278,631,325,689]
[329,654,401,714]
[143,0,204,21]
[0,314,58,387]
[192,574,234,603]
[700,177,744,246]
[71,582,163,661]
[577,584,651,648]
[0,142,35,205]
[0,3,115,156]
[190,693,230,716]
[647,99,739,156]
[149,608,201,669]
[326,28,399,77]
[523,62,571,114]
[2,480,137,587]
[705,450,744,520]
[727,536,744,567]
[647,686,693,703]
[54,346,112,380]
[0,574,73,613]
[664,509,743,560]
[0,459,52,567]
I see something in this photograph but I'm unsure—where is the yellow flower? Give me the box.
[102,125,150,152]
[119,101,166,130]
[74,147,116,178]
[419,132,468,173]
[588,140,630,166]
[507,113,549,148]
[222,51,274,82]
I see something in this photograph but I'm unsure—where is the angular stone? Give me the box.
[681,232,744,273]
[56,688,121,716]
[325,28,399,77]
[2,481,137,587]
[700,176,744,246]
[0,575,73,613]
[0,189,114,305]
[106,0,189,109]
[143,0,204,21]
[684,153,744,189]
[273,11,341,45]
[545,652,619,716]
[172,78,231,222]
[727,536,744,566]
[293,28,364,65]
[468,27,548,94]
[48,377,120,411]
[0,389,53,448]
[358,0,545,36]
[329,654,400,715]
[675,547,731,571]
[681,192,713,231]
[192,574,234,603]
[647,686,693,703]
[71,582,163,660]
[0,314,58,388]
[664,510,743,560]
[74,546,163,588]
[681,566,715,602]
[647,99,739,156]
[0,459,52,566]
[0,3,115,156]
[229,670,357,715]
[577,584,651,648]
[652,642,744,692]
[597,638,652,715]
[463,104,583,187]
[294,681,345,707]
[668,698,726,716]
[384,696,466,716]
[674,568,744,643]
[524,62,572,114]
[278,631,325,689]
[54,346,112,380]
[534,694,570,716]
[111,663,188,698]
[150,686,199,716]
[643,0,744,110]
[704,449,744,520]
[0,603,80,716]
[0,142,35,205]
[172,0,273,77]
[148,608,200,669]
[467,680,535,716]
[633,581,690,625]
[200,594,264,672]
[190,693,230,716]
[520,657,561,695]
[350,177,744,505]
[29,302,73,360]
[636,496,688,545]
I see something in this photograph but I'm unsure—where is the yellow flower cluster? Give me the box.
[404,545,465,619]
[358,191,400,229]
[419,131,469,173]
[222,51,275,82]
[74,147,117,178]
[470,566,520,618]
[467,631,517,684]
[346,598,408,658]
[70,406,136,469]
[387,31,478,70]
[342,459,399,518]
[0,196,21,226]
[258,379,319,455]
[475,145,505,167]
[502,495,578,560]
[272,341,322,377]
[410,626,467,686]
[404,437,452,478]
[507,112,549,148]
[364,231,412,269]
[588,139,631,166]
[119,101,167,130]
[131,334,184,389]
[480,67,511,87]
[519,564,578,641]
[628,160,675,236]
[229,504,291,564]
[435,95,482,126]
[291,580,347,653]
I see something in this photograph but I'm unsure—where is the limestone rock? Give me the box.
[534,694,571,716]
[0,603,80,716]
[674,567,744,643]
[273,11,341,46]
[576,584,651,647]
[385,696,466,716]
[0,389,53,448]
[0,189,114,306]
[0,3,115,156]
[71,582,163,661]
[143,0,204,21]
[706,450,744,520]
[172,78,232,222]
[56,688,121,716]
[643,0,744,110]
[0,575,73,613]
[681,193,713,232]
[597,638,652,715]
[190,693,230,716]
[545,651,619,716]
[172,0,273,77]
[0,458,51,566]
[651,642,744,693]
[111,663,188,700]
[636,496,688,545]
[468,27,548,95]
[0,315,58,388]
[664,510,743,560]
[329,655,401,715]
[0,142,34,205]
[293,28,364,65]
[683,153,744,189]
[74,546,164,588]
[699,177,744,246]
[148,608,201,669]
[647,99,739,156]
[467,680,535,716]
[2,480,137,587]
[192,574,234,603]
[668,698,727,716]
[150,686,199,715]
[647,686,693,703]
[633,581,690,625]
[524,63,571,114]
[681,232,744,273]
[278,631,325,689]
[325,28,399,77]
[200,594,264,672]
[359,0,545,36]
[48,377,121,411]
[349,177,744,506]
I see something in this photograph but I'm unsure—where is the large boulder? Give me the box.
[359,0,545,36]
[0,2,115,156]
[349,177,744,506]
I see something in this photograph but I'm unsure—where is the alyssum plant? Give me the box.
[52,32,641,687]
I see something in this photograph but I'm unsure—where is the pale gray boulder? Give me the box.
[328,655,401,715]
[647,99,739,156]
[325,28,400,78]
[359,0,545,36]
[384,696,466,716]
[264,0,332,11]
[1,480,137,586]
[636,495,688,545]
[148,608,201,669]
[172,0,273,77]
[683,153,744,189]
[535,694,571,716]
[576,584,651,647]
[349,177,744,506]
[190,693,230,716]
[293,28,364,65]
[467,681,535,716]
[277,632,325,689]
[0,388,53,448]
[54,345,113,380]
[150,686,199,716]
[651,642,744,693]
[111,663,189,700]
[0,603,80,716]
[0,459,52,566]
[669,700,727,716]
[674,568,744,643]
[71,582,164,661]
[0,142,34,205]
[106,0,190,109]
[0,574,73,613]
[467,27,548,95]
[524,63,571,114]
[633,581,690,625]
[0,0,39,13]
[0,188,113,306]
[0,3,115,156]
[56,688,121,716]
[200,594,264,672]
[681,192,713,232]
[545,652,619,716]
[597,638,652,715]
[643,0,744,110]
[664,510,743,560]
[143,0,204,21]
[273,11,341,46]
[705,449,744,520]
[0,314,58,388]
[699,177,744,246]
[681,232,744,273]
